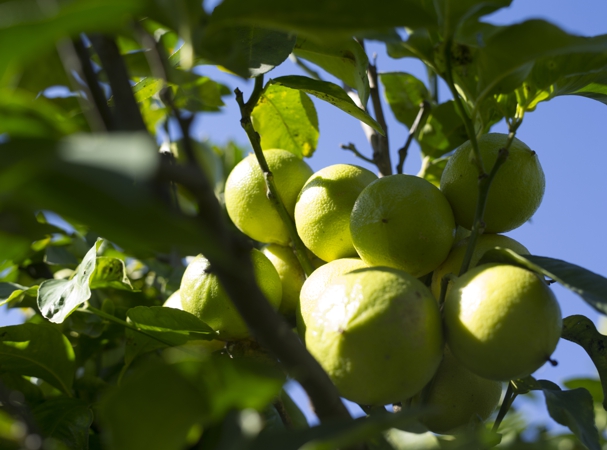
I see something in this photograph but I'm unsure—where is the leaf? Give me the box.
[294,38,370,106]
[564,378,604,405]
[561,315,607,410]
[251,84,319,158]
[32,398,93,450]
[269,76,384,135]
[37,239,101,324]
[125,306,216,365]
[417,101,468,158]
[434,0,512,36]
[0,283,38,307]
[539,379,601,450]
[386,28,436,68]
[380,72,430,128]
[478,248,607,315]
[90,257,134,291]
[0,323,75,394]
[132,78,165,103]
[173,76,231,112]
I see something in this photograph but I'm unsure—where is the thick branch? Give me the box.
[367,54,392,177]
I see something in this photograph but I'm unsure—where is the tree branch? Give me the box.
[396,101,430,174]
[366,51,392,177]
[341,143,375,164]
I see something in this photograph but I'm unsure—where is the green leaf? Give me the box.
[0,283,38,307]
[561,315,607,410]
[380,72,430,128]
[125,306,216,365]
[132,78,165,103]
[37,239,101,324]
[0,323,75,395]
[417,101,468,158]
[32,398,93,450]
[434,0,512,36]
[269,75,384,135]
[173,76,231,112]
[294,38,370,106]
[478,248,607,315]
[386,28,436,68]
[539,379,601,450]
[564,378,604,406]
[251,84,319,158]
[90,257,134,291]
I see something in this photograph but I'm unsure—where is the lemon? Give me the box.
[225,149,313,245]
[440,133,545,233]
[444,263,562,381]
[295,164,377,262]
[430,234,529,299]
[163,290,184,309]
[296,257,367,338]
[305,267,444,405]
[413,346,503,434]
[350,175,456,277]
[180,249,282,341]
[261,244,306,317]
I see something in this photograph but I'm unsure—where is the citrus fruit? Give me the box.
[350,174,456,277]
[412,346,503,434]
[180,249,282,341]
[224,149,313,245]
[305,267,444,405]
[294,164,377,262]
[296,257,367,338]
[261,244,306,317]
[440,133,545,233]
[430,234,529,299]
[163,289,183,309]
[444,263,562,381]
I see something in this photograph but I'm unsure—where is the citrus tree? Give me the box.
[2,1,607,449]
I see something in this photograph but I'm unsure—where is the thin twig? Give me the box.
[493,381,517,432]
[366,49,392,177]
[341,143,375,164]
[273,398,294,429]
[396,101,430,174]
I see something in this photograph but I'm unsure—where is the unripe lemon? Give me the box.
[350,175,456,277]
[305,267,444,405]
[295,164,377,262]
[296,257,367,338]
[412,346,503,434]
[225,149,313,245]
[440,133,545,233]
[180,249,282,341]
[261,244,306,317]
[430,234,529,299]
[444,263,562,381]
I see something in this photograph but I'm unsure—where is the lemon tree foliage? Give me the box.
[2,1,607,449]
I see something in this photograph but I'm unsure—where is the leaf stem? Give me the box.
[493,381,517,432]
[396,101,430,174]
[234,77,315,277]
[438,273,457,306]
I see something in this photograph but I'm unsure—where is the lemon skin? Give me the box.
[444,263,562,381]
[262,244,306,318]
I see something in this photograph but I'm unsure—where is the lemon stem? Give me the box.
[235,76,315,277]
[438,273,457,306]
[493,381,517,432]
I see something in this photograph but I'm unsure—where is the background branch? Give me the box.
[396,101,430,174]
[366,50,392,177]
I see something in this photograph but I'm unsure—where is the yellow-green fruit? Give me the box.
[163,290,184,309]
[224,149,313,245]
[413,347,503,434]
[444,263,562,381]
[295,164,377,262]
[296,258,367,338]
[180,249,282,341]
[305,267,444,405]
[350,175,456,277]
[430,234,529,299]
[262,244,306,317]
[440,133,545,233]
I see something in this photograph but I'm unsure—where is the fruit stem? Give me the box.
[438,273,457,306]
[492,381,518,432]
[235,76,315,277]
[396,101,431,174]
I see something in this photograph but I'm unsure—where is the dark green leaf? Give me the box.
[38,239,101,324]
[0,323,75,394]
[252,84,319,158]
[270,76,384,135]
[0,283,38,307]
[434,0,512,36]
[478,249,607,315]
[0,373,44,405]
[294,38,370,105]
[380,72,430,128]
[564,378,604,405]
[561,315,607,410]
[32,398,93,450]
[418,156,448,188]
[90,257,134,291]
[417,101,468,158]
[386,28,436,69]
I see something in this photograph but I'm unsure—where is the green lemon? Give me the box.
[305,267,444,405]
[412,346,503,434]
[180,249,282,341]
[430,234,529,299]
[350,174,456,277]
[224,149,313,245]
[444,263,562,381]
[295,164,377,262]
[440,133,545,233]
[296,257,367,338]
[163,289,184,309]
[261,244,306,317]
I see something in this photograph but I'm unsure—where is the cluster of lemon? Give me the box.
[170,133,562,434]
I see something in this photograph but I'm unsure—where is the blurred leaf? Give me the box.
[280,389,309,430]
[270,75,384,135]
[386,28,436,69]
[380,72,430,128]
[45,245,79,266]
[37,239,101,324]
[561,315,607,410]
[124,305,215,366]
[383,429,440,450]
[417,101,467,158]
[90,257,134,291]
[252,84,319,158]
[0,322,75,394]
[15,48,71,93]
[32,398,93,450]
[478,249,607,315]
[173,76,231,112]
[434,0,512,36]
[564,378,604,405]
[133,78,165,103]
[418,156,448,188]
[0,283,38,307]
[0,373,44,405]
[294,38,370,105]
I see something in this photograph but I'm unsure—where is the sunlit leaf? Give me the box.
[0,283,38,307]
[32,398,93,450]
[90,257,134,291]
[380,72,430,128]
